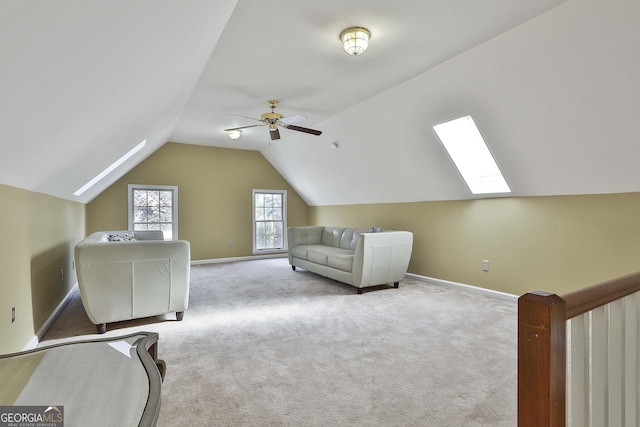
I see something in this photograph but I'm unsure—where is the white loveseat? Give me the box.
[287,226,413,293]
[74,230,191,333]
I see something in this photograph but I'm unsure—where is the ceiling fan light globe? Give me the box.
[226,129,242,140]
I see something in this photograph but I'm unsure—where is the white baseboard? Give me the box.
[24,283,79,350]
[192,253,287,265]
[405,273,518,302]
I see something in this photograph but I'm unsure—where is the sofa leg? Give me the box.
[357,288,363,294]
[156,359,167,382]
[394,282,399,289]
[291,265,296,271]
[97,323,106,334]
[176,311,184,321]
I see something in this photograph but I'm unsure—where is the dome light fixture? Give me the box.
[339,27,371,56]
[226,129,242,140]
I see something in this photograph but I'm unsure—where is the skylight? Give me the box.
[74,139,147,196]
[433,116,510,195]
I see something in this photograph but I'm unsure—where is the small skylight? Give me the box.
[74,139,147,196]
[433,116,510,195]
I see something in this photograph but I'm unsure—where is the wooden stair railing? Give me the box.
[517,271,640,427]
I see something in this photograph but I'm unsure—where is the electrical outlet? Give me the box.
[60,269,64,281]
[11,307,15,323]
[482,260,490,272]
[228,241,233,248]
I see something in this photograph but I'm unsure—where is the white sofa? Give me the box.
[74,230,191,333]
[287,226,413,293]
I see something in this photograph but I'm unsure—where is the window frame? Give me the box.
[128,184,179,240]
[252,189,288,254]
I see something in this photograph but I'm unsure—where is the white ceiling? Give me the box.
[2,0,639,206]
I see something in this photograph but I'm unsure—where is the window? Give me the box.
[128,185,178,240]
[433,115,511,195]
[253,189,287,253]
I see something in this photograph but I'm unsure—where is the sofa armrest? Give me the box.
[287,226,324,263]
[74,239,191,324]
[352,231,413,287]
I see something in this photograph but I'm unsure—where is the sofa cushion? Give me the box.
[327,252,354,272]
[291,245,312,260]
[299,245,353,267]
[307,246,340,265]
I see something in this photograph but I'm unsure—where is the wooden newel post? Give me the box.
[518,291,567,427]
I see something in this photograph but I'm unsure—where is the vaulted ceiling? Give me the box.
[2,1,638,206]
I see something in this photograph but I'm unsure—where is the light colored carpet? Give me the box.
[41,257,517,426]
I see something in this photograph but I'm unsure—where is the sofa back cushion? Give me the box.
[321,227,366,250]
[340,228,363,250]
[321,227,343,247]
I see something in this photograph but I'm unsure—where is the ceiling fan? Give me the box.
[224,100,322,141]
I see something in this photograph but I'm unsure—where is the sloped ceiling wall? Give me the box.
[0,1,237,203]
[263,0,640,205]
[1,1,638,206]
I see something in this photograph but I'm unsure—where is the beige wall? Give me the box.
[87,143,640,297]
[87,143,310,260]
[0,184,85,354]
[310,193,640,296]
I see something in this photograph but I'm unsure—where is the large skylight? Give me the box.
[433,116,510,195]
[74,139,147,196]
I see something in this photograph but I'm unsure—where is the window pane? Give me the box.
[257,221,283,250]
[147,191,160,206]
[148,207,159,223]
[255,193,264,207]
[134,190,147,207]
[274,233,283,248]
[160,206,172,222]
[264,194,273,207]
[255,208,265,221]
[273,222,283,235]
[264,208,274,221]
[159,191,172,206]
[134,207,148,223]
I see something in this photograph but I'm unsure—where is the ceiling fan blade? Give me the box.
[270,128,281,140]
[223,124,261,132]
[280,114,308,124]
[230,114,262,122]
[286,125,322,136]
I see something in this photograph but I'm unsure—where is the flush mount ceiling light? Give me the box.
[226,129,242,140]
[340,27,371,56]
